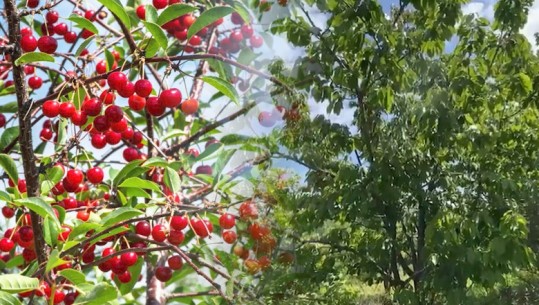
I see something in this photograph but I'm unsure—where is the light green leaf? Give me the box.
[145,5,159,23]
[14,52,54,66]
[0,291,22,304]
[13,197,60,228]
[163,166,181,194]
[196,142,223,162]
[0,153,18,183]
[200,76,240,104]
[119,177,161,191]
[157,4,197,26]
[232,1,251,24]
[75,36,95,57]
[45,250,68,273]
[59,269,87,285]
[98,0,131,29]
[143,21,168,50]
[187,6,235,39]
[518,72,532,94]
[74,283,118,305]
[68,14,99,34]
[112,160,145,185]
[0,274,39,293]
[100,207,143,228]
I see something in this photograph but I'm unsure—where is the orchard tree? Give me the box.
[0,0,294,304]
[255,0,539,304]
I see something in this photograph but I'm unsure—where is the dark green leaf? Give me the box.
[157,4,197,26]
[0,153,18,183]
[14,52,54,66]
[200,76,240,104]
[98,0,132,29]
[187,6,235,39]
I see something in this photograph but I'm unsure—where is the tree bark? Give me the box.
[4,0,48,265]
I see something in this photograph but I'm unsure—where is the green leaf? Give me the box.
[112,160,145,185]
[75,36,95,57]
[14,52,55,66]
[115,257,143,295]
[5,256,23,269]
[200,76,240,104]
[13,197,60,229]
[187,6,235,39]
[145,5,159,23]
[41,163,64,195]
[0,127,18,152]
[0,291,22,305]
[100,207,143,228]
[157,4,197,26]
[196,142,224,162]
[0,153,18,183]
[212,149,236,186]
[163,166,181,194]
[68,14,99,34]
[45,250,68,273]
[232,1,251,24]
[43,217,59,247]
[0,274,39,293]
[98,0,131,29]
[142,157,169,168]
[74,283,118,305]
[59,269,87,285]
[518,72,532,94]
[142,21,168,50]
[143,38,160,58]
[0,102,17,113]
[119,177,161,191]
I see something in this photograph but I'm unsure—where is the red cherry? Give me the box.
[23,65,35,74]
[250,35,264,48]
[167,255,183,270]
[84,10,97,21]
[110,118,128,133]
[117,81,135,98]
[64,31,77,43]
[53,23,68,35]
[188,35,201,46]
[0,238,15,252]
[174,29,188,41]
[96,60,107,74]
[158,88,182,108]
[153,0,168,9]
[91,133,107,149]
[230,31,243,42]
[239,201,258,220]
[40,128,53,141]
[59,102,76,118]
[146,97,165,116]
[120,252,138,266]
[135,221,151,236]
[222,230,237,244]
[87,167,104,184]
[66,169,84,185]
[128,94,146,111]
[219,214,236,229]
[19,226,34,242]
[122,127,134,140]
[167,229,184,245]
[191,217,213,238]
[181,15,196,27]
[53,290,65,304]
[231,12,244,25]
[71,110,88,126]
[195,165,212,175]
[155,266,172,282]
[17,179,27,193]
[37,36,57,54]
[82,98,102,116]
[27,76,42,89]
[241,24,254,38]
[105,130,122,145]
[76,211,90,221]
[46,11,59,23]
[170,215,188,230]
[123,147,140,162]
[180,98,198,115]
[151,224,167,242]
[107,72,127,91]
[117,270,132,283]
[136,5,146,19]
[42,100,60,117]
[1,206,14,218]
[20,35,37,52]
[105,105,123,123]
[99,90,116,104]
[258,111,276,127]
[134,79,152,97]
[92,115,109,132]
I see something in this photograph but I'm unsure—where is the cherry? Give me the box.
[64,31,77,43]
[71,110,88,126]
[27,0,39,8]
[241,24,254,38]
[239,201,258,220]
[191,217,213,238]
[42,100,60,118]
[155,266,172,282]
[27,76,42,89]
[96,60,107,74]
[180,98,198,115]
[37,36,57,54]
[170,215,188,230]
[167,229,184,245]
[84,10,97,21]
[46,11,59,23]
[110,118,128,133]
[117,81,135,98]
[23,65,35,74]
[249,222,271,240]
[244,258,261,274]
[0,114,5,128]
[231,12,244,25]
[158,88,182,108]
[258,111,276,127]
[59,102,76,118]
[17,179,27,193]
[219,214,236,229]
[134,79,152,97]
[92,115,110,132]
[117,270,132,283]
[132,132,143,144]
[62,198,77,210]
[91,134,107,149]
[111,257,127,274]
[107,72,127,91]
[64,292,77,305]
[135,221,151,236]
[105,105,123,123]
[105,130,122,145]
[53,289,65,303]
[250,35,264,48]
[1,206,14,218]
[82,98,102,116]
[120,252,138,267]
[136,5,146,19]
[230,31,243,42]
[233,245,249,259]
[195,165,212,175]
[40,128,53,141]
[181,15,196,28]
[128,94,146,111]
[222,230,237,244]
[151,224,167,242]
[0,238,15,252]
[66,169,84,185]
[188,35,202,46]
[146,97,165,116]
[20,35,37,52]
[174,29,188,41]
[76,211,90,221]
[53,23,68,35]
[153,0,168,9]
[99,90,116,105]
[123,147,140,162]
[87,167,104,184]
[19,226,34,242]
[167,255,183,270]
